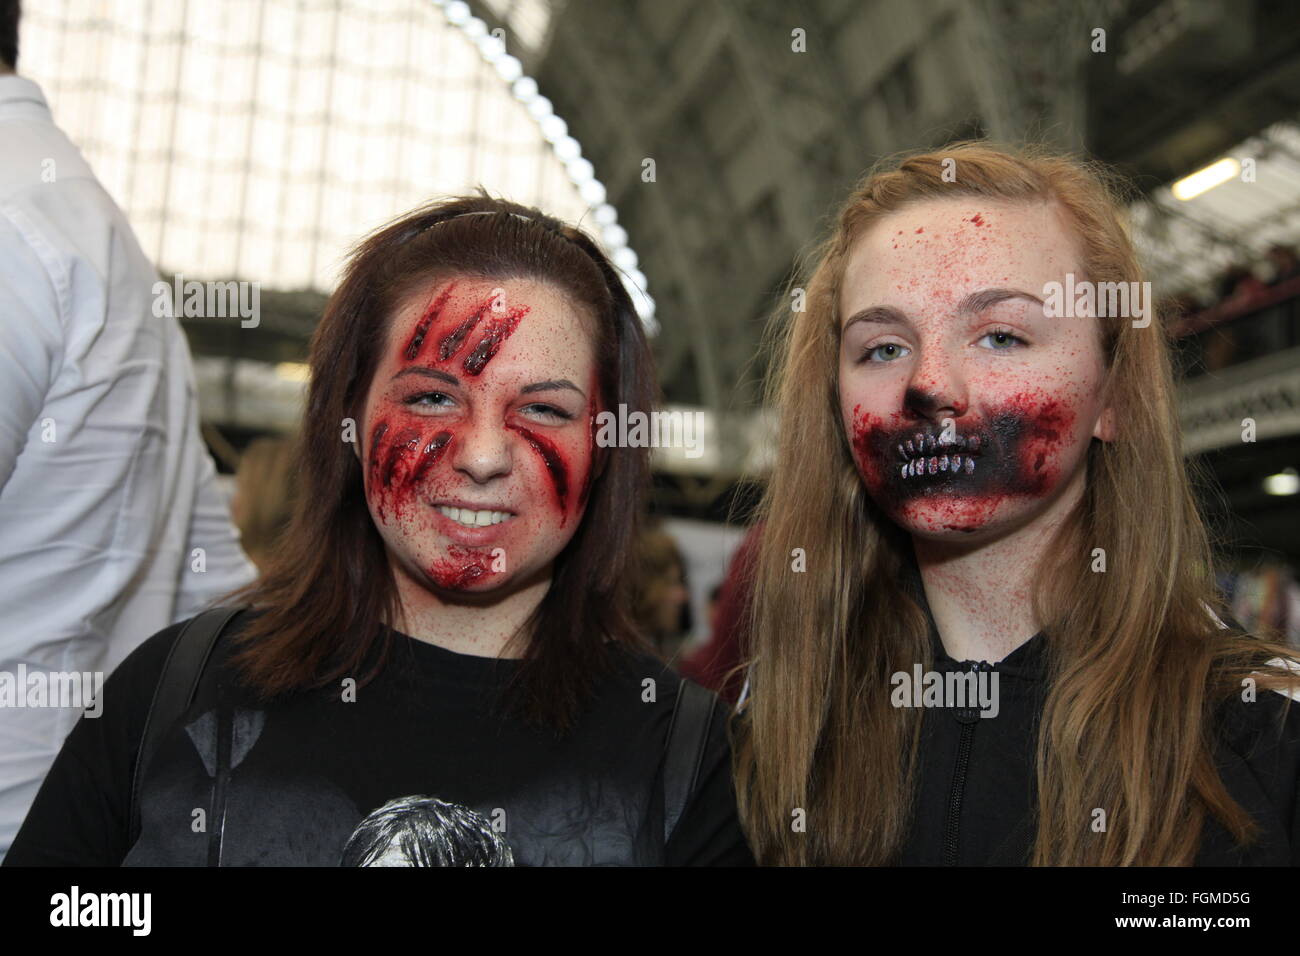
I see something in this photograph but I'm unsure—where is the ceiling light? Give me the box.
[1172,158,1239,201]
[1263,468,1300,496]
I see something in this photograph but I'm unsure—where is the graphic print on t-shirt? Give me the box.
[340,795,515,866]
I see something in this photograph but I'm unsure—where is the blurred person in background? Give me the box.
[1265,243,1300,285]
[631,523,693,662]
[679,525,759,706]
[0,1,255,860]
[1216,263,1267,306]
[231,435,298,574]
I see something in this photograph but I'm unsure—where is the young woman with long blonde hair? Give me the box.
[735,142,1300,866]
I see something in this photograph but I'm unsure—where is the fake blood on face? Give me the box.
[849,393,1077,533]
[368,422,454,523]
[366,415,501,592]
[507,423,571,522]
[402,283,530,373]
[427,546,492,590]
[364,280,601,591]
[462,308,528,376]
[372,286,535,526]
[436,300,488,363]
[403,285,456,362]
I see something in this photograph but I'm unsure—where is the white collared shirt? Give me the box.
[0,75,256,857]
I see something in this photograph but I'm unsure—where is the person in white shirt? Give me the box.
[0,9,256,859]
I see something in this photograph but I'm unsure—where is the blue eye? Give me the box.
[979,329,1026,350]
[860,343,910,363]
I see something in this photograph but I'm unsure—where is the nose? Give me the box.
[905,345,967,424]
[450,417,512,484]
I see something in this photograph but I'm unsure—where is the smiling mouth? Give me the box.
[435,505,515,528]
[896,431,983,480]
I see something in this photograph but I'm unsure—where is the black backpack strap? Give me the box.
[662,679,718,845]
[128,606,244,848]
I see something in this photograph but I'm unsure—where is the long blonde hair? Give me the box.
[734,141,1300,866]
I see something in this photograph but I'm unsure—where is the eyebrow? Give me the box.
[393,367,586,399]
[843,287,1044,329]
[393,367,459,386]
[520,379,586,399]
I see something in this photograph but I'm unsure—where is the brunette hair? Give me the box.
[735,141,1300,865]
[226,194,657,731]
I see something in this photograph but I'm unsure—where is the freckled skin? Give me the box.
[361,277,600,595]
[838,198,1113,544]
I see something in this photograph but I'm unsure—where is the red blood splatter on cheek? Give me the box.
[366,418,454,523]
[848,404,891,495]
[507,423,571,522]
[999,393,1073,496]
[502,379,601,528]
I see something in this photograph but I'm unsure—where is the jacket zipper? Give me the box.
[942,660,992,866]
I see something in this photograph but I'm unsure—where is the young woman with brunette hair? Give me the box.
[735,142,1300,866]
[6,196,751,867]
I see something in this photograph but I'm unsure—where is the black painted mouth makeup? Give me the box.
[851,398,1076,514]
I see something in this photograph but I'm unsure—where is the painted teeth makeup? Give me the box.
[894,452,978,480]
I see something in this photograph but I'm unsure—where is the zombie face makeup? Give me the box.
[361,277,600,594]
[837,198,1114,540]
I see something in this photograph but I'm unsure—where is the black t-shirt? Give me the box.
[4,614,754,867]
[897,604,1300,866]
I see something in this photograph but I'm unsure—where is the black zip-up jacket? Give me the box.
[897,594,1300,866]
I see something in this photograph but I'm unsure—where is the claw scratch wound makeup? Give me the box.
[364,279,599,592]
[506,424,569,514]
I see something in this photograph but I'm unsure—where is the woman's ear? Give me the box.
[1092,405,1117,442]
